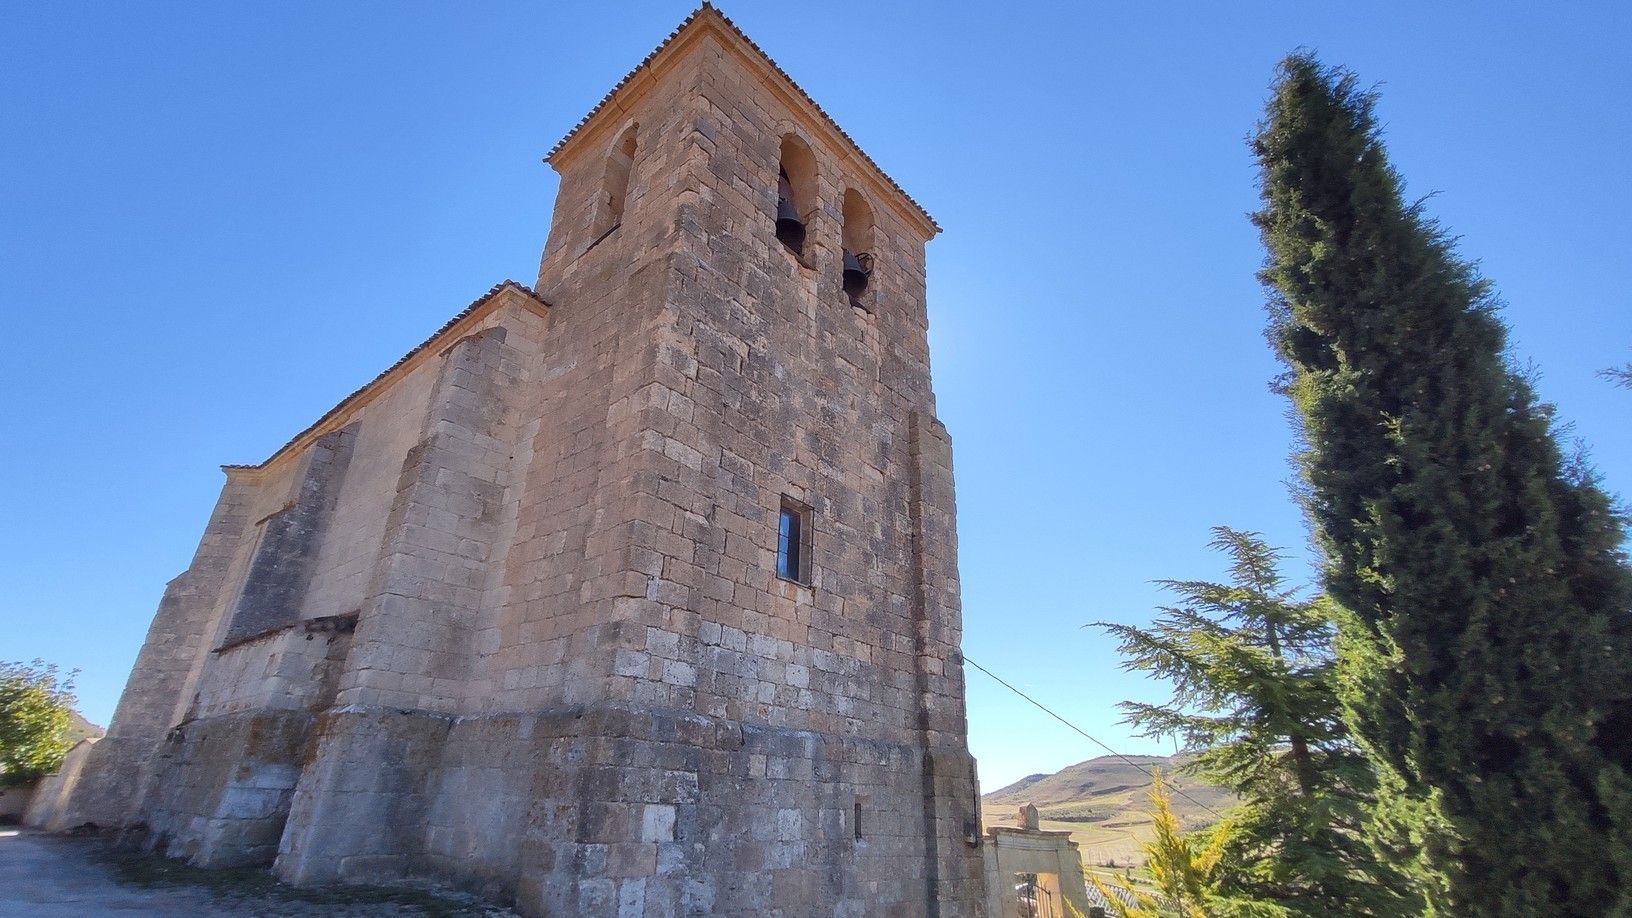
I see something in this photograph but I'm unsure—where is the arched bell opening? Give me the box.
[841,188,875,305]
[776,135,817,257]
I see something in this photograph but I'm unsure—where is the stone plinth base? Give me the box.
[139,709,318,868]
[274,704,982,916]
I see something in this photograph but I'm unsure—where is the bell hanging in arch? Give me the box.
[776,170,806,255]
[843,249,873,300]
[776,197,806,255]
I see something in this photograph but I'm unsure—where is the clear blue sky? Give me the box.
[3,2,1628,792]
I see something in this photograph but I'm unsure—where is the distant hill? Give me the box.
[982,754,1236,871]
[67,711,104,745]
[988,772,1049,800]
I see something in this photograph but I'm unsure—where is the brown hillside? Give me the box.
[982,754,1236,872]
[67,711,105,745]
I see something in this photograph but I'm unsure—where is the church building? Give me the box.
[42,6,992,915]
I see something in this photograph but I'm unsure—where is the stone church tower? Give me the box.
[46,6,986,914]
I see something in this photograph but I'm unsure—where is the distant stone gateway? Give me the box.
[33,7,1082,916]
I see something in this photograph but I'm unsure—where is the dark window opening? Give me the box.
[854,800,863,840]
[777,495,812,584]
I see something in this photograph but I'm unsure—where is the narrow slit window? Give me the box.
[777,495,812,584]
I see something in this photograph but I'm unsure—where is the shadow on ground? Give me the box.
[0,827,516,916]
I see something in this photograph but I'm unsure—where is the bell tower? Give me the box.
[514,6,986,913]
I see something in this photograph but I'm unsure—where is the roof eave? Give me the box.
[223,280,550,474]
[544,4,940,239]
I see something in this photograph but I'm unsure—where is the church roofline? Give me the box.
[544,3,941,238]
[223,280,550,475]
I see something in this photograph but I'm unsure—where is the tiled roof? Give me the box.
[223,280,550,472]
[544,3,940,233]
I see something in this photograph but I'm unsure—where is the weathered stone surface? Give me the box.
[140,709,318,868]
[48,7,987,916]
[222,423,358,646]
[21,738,99,831]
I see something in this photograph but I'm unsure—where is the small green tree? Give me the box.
[0,660,77,785]
[1100,527,1419,915]
[1254,52,1632,914]
[1090,769,1282,918]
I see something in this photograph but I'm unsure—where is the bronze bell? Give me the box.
[843,249,873,299]
[776,170,805,254]
[776,196,806,254]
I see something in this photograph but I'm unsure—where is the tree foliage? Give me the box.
[1253,52,1632,915]
[0,659,77,786]
[1090,769,1283,918]
[1101,527,1418,915]
[1601,359,1632,391]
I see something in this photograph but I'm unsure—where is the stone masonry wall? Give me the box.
[115,419,363,867]
[48,473,255,830]
[278,295,549,882]
[182,333,455,726]
[335,321,538,714]
[280,25,985,911]
[312,26,983,915]
[632,32,981,914]
[191,614,357,720]
[298,345,443,622]
[52,295,532,859]
[222,424,358,645]
[139,619,353,868]
[23,738,99,832]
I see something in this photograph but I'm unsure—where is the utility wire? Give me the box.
[962,653,1229,822]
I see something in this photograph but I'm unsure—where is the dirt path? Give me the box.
[0,827,513,916]
[0,828,235,916]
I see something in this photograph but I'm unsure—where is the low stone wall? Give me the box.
[21,739,98,831]
[0,780,37,821]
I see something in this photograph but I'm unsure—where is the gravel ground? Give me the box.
[0,827,517,917]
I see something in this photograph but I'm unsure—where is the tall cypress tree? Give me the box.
[1253,54,1632,915]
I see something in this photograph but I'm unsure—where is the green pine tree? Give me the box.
[1101,528,1419,915]
[1252,53,1632,915]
